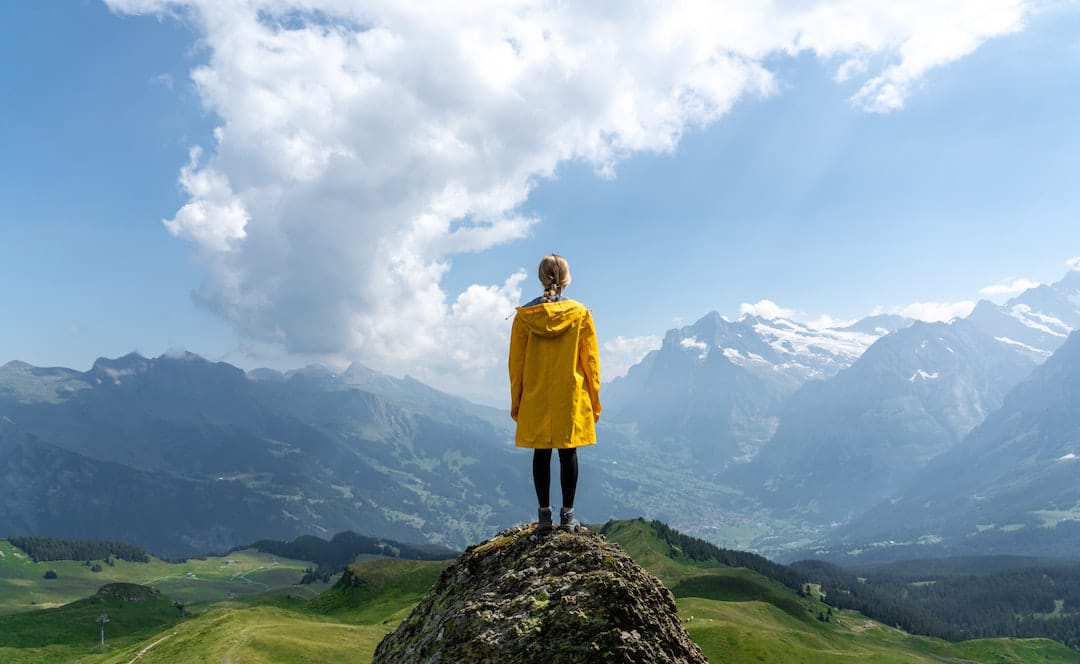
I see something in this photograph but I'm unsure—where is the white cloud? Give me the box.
[602,335,662,381]
[740,299,798,321]
[898,300,976,322]
[979,277,1040,297]
[163,147,248,252]
[679,337,708,360]
[807,313,858,330]
[846,3,1031,112]
[1067,256,1080,271]
[149,72,174,89]
[105,0,1037,400]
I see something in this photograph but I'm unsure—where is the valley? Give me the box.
[4,521,1080,663]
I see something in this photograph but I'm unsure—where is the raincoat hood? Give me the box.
[514,300,589,338]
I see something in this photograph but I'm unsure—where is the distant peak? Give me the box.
[157,349,207,363]
[91,352,149,370]
[0,360,34,371]
[1054,267,1080,291]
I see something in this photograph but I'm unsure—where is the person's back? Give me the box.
[508,254,601,532]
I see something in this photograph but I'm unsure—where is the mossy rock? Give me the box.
[374,524,706,663]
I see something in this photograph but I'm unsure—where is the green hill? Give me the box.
[3,520,1080,663]
[599,519,1080,663]
[0,538,321,615]
[0,583,181,663]
[307,557,449,623]
[94,605,390,664]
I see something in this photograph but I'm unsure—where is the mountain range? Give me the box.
[4,268,1080,563]
[602,267,1080,558]
[0,353,618,557]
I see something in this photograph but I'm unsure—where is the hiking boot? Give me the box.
[537,507,553,532]
[560,508,586,532]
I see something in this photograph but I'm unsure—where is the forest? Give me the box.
[240,530,457,580]
[792,557,1080,649]
[630,520,1080,651]
[637,519,806,592]
[7,536,150,564]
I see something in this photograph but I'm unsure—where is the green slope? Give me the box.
[95,605,390,664]
[4,520,1080,663]
[0,538,321,615]
[599,519,1080,663]
[680,595,1080,663]
[0,583,182,664]
[307,557,449,623]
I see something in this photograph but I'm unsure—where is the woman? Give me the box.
[508,254,601,532]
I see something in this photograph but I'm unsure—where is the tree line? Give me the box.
[618,519,1080,651]
[8,536,150,563]
[239,530,457,581]
[792,558,1080,649]
[640,519,805,593]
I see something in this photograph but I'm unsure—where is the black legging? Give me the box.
[532,448,578,509]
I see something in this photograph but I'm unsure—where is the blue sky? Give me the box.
[3,1,1080,404]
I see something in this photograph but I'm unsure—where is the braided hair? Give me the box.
[538,254,571,303]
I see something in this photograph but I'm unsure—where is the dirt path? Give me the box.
[126,632,175,663]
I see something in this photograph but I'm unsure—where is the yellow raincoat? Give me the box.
[509,299,601,448]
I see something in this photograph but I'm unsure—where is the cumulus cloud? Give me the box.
[163,147,249,252]
[740,299,798,321]
[846,3,1031,112]
[979,277,1040,297]
[105,0,1036,400]
[898,300,976,322]
[1067,256,1080,271]
[602,335,662,381]
[807,313,858,330]
[679,337,709,360]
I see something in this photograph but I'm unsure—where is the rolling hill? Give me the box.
[2,520,1079,663]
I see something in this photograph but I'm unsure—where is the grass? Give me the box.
[0,554,448,664]
[679,597,1080,663]
[306,557,449,624]
[0,583,183,663]
[0,539,322,614]
[95,606,391,664]
[5,520,1080,663]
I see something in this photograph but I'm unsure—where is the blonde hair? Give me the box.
[538,254,571,303]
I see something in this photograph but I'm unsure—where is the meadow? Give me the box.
[2,524,1079,663]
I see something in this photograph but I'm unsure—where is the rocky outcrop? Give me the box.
[373,524,707,663]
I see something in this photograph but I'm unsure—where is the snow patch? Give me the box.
[721,347,769,366]
[908,369,940,382]
[102,367,137,385]
[994,336,1053,356]
[1010,304,1070,337]
[753,321,879,367]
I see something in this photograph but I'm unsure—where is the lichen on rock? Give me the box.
[373,524,707,663]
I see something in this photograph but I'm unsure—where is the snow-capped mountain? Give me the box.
[969,269,1080,360]
[740,318,1037,525]
[824,329,1080,561]
[736,313,910,381]
[602,311,907,470]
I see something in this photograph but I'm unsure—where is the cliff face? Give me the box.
[374,524,706,664]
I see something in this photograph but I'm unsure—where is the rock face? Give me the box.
[373,524,707,664]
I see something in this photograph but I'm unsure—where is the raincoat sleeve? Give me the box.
[580,310,602,422]
[508,313,528,422]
